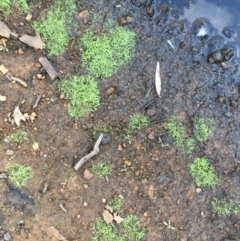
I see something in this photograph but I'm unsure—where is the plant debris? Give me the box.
[11,76,28,87]
[74,133,103,171]
[19,32,45,49]
[155,61,161,97]
[13,102,26,126]
[0,21,18,38]
[38,57,58,80]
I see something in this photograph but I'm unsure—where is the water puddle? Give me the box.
[156,0,240,56]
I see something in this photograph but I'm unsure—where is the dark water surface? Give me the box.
[157,0,240,55]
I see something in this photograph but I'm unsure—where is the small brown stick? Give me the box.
[49,226,67,240]
[74,133,103,171]
[59,203,67,213]
[39,57,58,80]
[33,95,42,108]
[11,76,28,88]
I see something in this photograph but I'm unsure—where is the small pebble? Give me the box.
[83,184,88,189]
[196,188,201,193]
[60,93,65,99]
[6,150,14,156]
[102,198,106,203]
[147,132,155,140]
[83,202,88,207]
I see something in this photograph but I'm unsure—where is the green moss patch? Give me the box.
[6,163,33,187]
[189,157,219,187]
[33,0,76,55]
[80,24,136,78]
[59,75,100,118]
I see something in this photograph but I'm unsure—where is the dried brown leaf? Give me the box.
[19,32,45,49]
[13,105,26,126]
[102,210,113,224]
[113,213,124,224]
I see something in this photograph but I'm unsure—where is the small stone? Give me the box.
[224,112,232,118]
[118,144,123,151]
[78,10,89,18]
[59,93,65,99]
[147,108,156,116]
[196,188,201,193]
[0,64,8,75]
[31,112,37,117]
[124,159,132,167]
[36,74,42,79]
[43,154,47,158]
[24,113,29,119]
[3,232,11,241]
[26,13,32,21]
[30,115,35,121]
[0,95,6,101]
[106,87,115,95]
[32,141,39,150]
[118,194,123,199]
[18,48,24,55]
[83,184,88,189]
[147,132,155,140]
[143,212,148,217]
[84,169,93,180]
[6,150,14,155]
[77,214,81,219]
[83,202,88,207]
[102,198,106,203]
[35,62,41,68]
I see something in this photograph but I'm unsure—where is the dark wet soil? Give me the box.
[0,0,240,241]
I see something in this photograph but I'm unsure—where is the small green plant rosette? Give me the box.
[129,114,149,131]
[194,117,215,142]
[122,215,146,240]
[165,115,195,154]
[189,157,219,187]
[108,196,122,212]
[6,163,33,187]
[58,75,100,118]
[9,130,28,144]
[16,0,29,13]
[91,162,110,178]
[211,198,235,216]
[80,25,136,78]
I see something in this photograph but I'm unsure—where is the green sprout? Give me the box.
[212,198,240,216]
[58,75,100,118]
[91,162,110,178]
[33,0,76,55]
[80,23,136,78]
[6,163,33,187]
[166,115,195,154]
[123,113,149,144]
[108,196,122,212]
[0,0,10,13]
[129,114,149,131]
[194,117,215,142]
[9,129,28,144]
[16,0,29,13]
[189,157,219,187]
[163,220,175,230]
[93,123,112,137]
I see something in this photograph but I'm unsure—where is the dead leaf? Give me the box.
[0,64,8,75]
[102,210,113,224]
[105,205,113,213]
[113,213,124,224]
[19,31,45,49]
[155,61,161,97]
[13,105,26,126]
[0,21,18,38]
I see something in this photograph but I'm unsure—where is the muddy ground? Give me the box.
[0,0,240,241]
